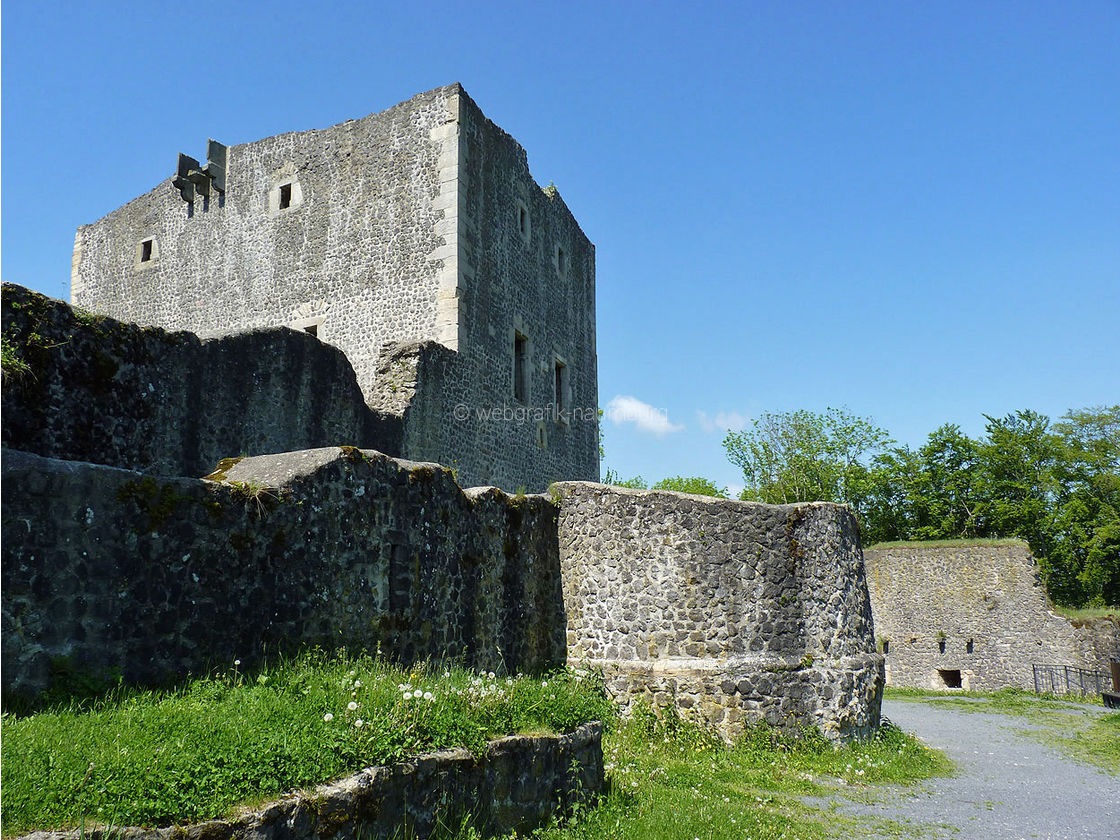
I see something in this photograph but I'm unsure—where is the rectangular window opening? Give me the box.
[966,639,974,654]
[279,183,293,210]
[554,360,567,414]
[938,639,947,654]
[140,240,153,262]
[938,669,962,689]
[882,640,889,655]
[519,207,527,235]
[514,332,528,403]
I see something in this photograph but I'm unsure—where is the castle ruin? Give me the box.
[1,84,886,741]
[70,84,598,493]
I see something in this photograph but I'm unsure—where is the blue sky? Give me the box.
[4,1,1118,493]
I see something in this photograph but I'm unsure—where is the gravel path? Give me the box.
[831,697,1119,840]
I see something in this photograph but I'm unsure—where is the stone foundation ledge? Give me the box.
[14,723,604,840]
[582,655,884,743]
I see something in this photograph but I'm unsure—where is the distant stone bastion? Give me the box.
[1,284,883,740]
[865,541,1119,692]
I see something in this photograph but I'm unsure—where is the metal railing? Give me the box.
[1032,664,1110,697]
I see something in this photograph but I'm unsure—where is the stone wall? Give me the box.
[2,283,396,478]
[554,483,884,740]
[864,542,1120,691]
[1071,616,1120,676]
[68,84,599,492]
[1,448,565,702]
[445,94,599,492]
[2,444,885,741]
[12,723,604,840]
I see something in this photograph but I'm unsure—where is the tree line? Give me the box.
[605,405,1120,607]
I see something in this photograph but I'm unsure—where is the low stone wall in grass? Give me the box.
[12,722,604,840]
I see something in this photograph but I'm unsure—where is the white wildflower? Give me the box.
[348,701,359,711]
[323,713,334,722]
[354,719,364,728]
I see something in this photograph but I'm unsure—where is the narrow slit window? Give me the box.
[882,640,889,655]
[519,206,527,235]
[554,358,569,422]
[938,639,946,654]
[557,246,567,275]
[966,639,974,654]
[554,361,566,409]
[514,332,528,403]
[279,183,293,210]
[140,239,154,262]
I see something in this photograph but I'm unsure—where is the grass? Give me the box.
[3,652,954,840]
[866,538,1024,550]
[526,705,951,840]
[1053,604,1120,620]
[0,650,614,834]
[885,686,1120,772]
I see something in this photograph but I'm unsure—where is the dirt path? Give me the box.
[833,697,1119,840]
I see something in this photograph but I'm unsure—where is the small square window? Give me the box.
[140,239,154,262]
[279,183,293,210]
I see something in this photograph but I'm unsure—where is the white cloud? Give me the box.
[605,395,684,437]
[697,410,749,434]
[727,483,745,500]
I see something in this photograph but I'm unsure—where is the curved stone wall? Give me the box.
[554,483,883,740]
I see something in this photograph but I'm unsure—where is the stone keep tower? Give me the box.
[71,84,598,491]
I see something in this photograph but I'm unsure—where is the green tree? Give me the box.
[603,469,648,489]
[651,476,729,498]
[1047,406,1120,604]
[723,407,891,517]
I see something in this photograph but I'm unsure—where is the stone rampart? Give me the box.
[1,447,565,701]
[13,723,604,840]
[2,283,398,478]
[554,483,883,740]
[2,446,884,740]
[864,542,1120,690]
